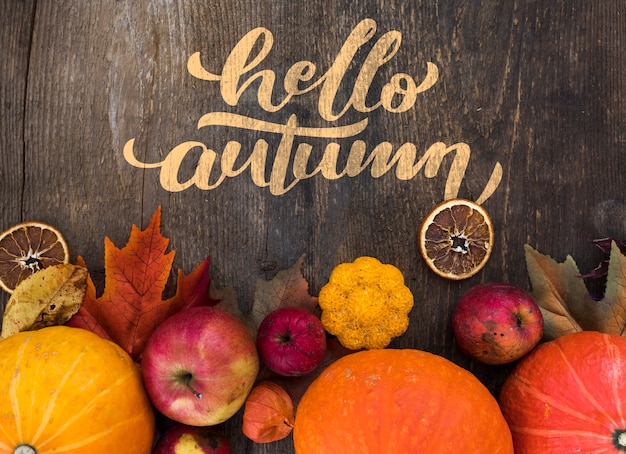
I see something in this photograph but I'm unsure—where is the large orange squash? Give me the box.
[293,348,513,453]
[499,331,626,453]
[0,326,155,454]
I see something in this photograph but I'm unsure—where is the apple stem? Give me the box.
[185,374,202,399]
[180,372,203,399]
[189,385,203,399]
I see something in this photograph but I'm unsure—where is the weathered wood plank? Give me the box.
[0,1,36,309]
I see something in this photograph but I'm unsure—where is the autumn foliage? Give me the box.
[525,241,626,340]
[67,207,214,361]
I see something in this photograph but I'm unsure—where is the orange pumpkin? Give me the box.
[293,348,513,453]
[0,326,155,454]
[499,331,626,453]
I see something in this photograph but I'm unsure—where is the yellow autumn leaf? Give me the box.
[1,264,87,339]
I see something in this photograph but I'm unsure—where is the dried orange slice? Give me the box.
[0,221,70,293]
[418,198,494,280]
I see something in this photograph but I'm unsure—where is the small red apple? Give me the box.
[141,306,260,426]
[153,423,231,453]
[451,282,544,365]
[257,306,326,376]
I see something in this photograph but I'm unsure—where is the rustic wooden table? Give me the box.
[1,1,625,452]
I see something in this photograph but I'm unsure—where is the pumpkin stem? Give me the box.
[13,445,37,454]
[613,429,626,451]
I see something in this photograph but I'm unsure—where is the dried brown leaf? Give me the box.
[593,241,626,335]
[1,264,87,339]
[524,244,596,340]
[253,255,318,326]
[210,281,259,334]
[218,255,318,338]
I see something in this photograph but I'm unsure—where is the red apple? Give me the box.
[257,306,326,376]
[153,423,231,453]
[451,282,544,365]
[141,306,260,426]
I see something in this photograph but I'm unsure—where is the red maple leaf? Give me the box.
[67,206,215,361]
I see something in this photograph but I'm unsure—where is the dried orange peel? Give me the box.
[0,221,70,293]
[418,198,494,280]
[318,256,414,350]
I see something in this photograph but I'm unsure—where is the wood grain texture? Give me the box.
[1,1,34,249]
[1,1,625,452]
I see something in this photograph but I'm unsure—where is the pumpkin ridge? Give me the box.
[42,408,151,454]
[604,335,626,428]
[510,425,609,440]
[556,341,620,429]
[36,367,136,450]
[0,438,12,452]
[31,349,88,444]
[512,374,607,429]
[9,336,31,441]
[27,344,46,440]
[508,426,614,453]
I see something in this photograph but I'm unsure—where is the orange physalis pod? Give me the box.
[242,381,295,443]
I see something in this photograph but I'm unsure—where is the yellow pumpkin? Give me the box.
[0,326,154,454]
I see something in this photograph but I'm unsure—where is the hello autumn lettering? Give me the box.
[123,18,503,203]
